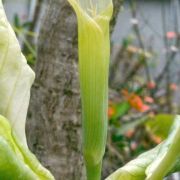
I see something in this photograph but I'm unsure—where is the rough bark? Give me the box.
[26,1,84,179]
[26,0,121,180]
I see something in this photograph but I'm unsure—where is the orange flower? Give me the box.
[122,90,150,112]
[108,106,115,119]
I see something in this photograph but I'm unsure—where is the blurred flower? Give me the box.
[144,96,154,104]
[140,104,150,112]
[170,83,178,91]
[147,81,156,89]
[151,134,162,144]
[130,141,138,150]
[125,129,135,138]
[108,106,116,119]
[122,90,150,112]
[166,31,177,39]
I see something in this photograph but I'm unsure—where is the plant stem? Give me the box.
[86,161,102,180]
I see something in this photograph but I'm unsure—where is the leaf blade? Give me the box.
[106,115,180,180]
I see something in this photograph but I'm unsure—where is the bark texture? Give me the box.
[26,1,84,179]
[26,0,121,180]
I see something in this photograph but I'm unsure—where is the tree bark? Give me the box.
[26,0,121,180]
[26,1,84,179]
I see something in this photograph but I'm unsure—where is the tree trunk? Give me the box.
[26,0,121,180]
[26,1,84,179]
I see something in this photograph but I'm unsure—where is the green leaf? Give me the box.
[13,14,21,29]
[106,115,180,180]
[0,115,54,179]
[0,0,35,146]
[146,115,180,179]
[111,102,130,121]
[106,145,161,180]
[145,114,174,140]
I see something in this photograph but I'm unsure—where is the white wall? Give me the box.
[112,0,180,77]
[3,0,29,23]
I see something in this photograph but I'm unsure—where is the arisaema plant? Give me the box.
[67,0,113,179]
[0,1,54,179]
[1,0,180,179]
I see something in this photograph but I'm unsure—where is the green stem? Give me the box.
[86,161,102,180]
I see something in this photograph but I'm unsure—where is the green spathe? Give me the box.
[0,0,34,146]
[0,115,54,179]
[0,1,54,179]
[67,0,113,179]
